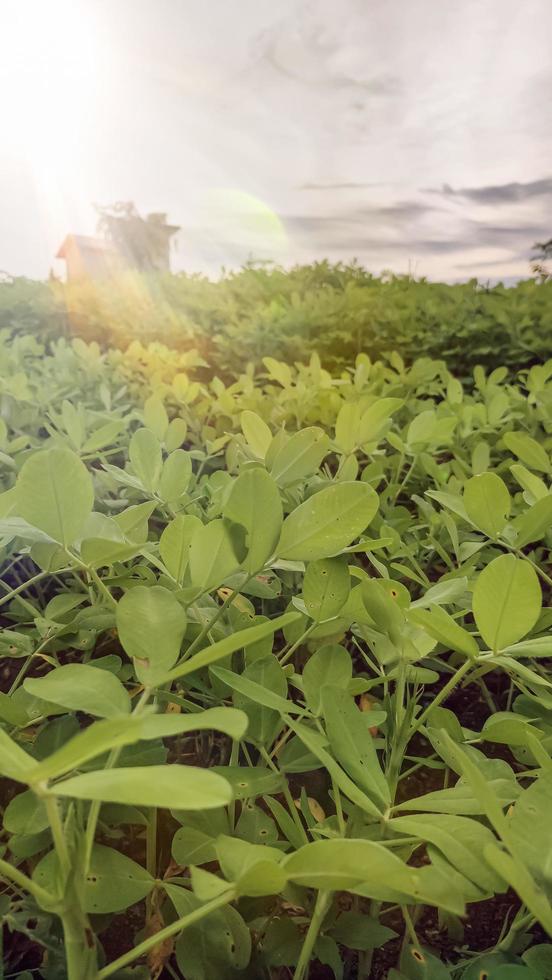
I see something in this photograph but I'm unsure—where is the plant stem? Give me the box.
[402,905,419,946]
[145,808,157,920]
[0,569,56,608]
[183,584,245,660]
[259,745,309,846]
[43,796,98,979]
[60,901,98,980]
[97,889,235,978]
[0,857,56,907]
[44,795,70,875]
[293,889,332,980]
[279,622,317,667]
[331,777,346,837]
[410,657,473,736]
[83,687,152,870]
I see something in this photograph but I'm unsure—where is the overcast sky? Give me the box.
[1,0,551,281]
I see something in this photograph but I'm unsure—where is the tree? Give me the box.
[531,238,552,282]
[95,202,179,272]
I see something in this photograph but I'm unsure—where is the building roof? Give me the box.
[56,235,118,259]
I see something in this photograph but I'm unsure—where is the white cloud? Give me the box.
[0,0,550,281]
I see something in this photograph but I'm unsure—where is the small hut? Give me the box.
[55,235,121,282]
[56,208,180,281]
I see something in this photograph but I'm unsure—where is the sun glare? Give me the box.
[1,0,108,234]
[2,1,102,154]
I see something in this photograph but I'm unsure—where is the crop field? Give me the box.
[1,313,552,979]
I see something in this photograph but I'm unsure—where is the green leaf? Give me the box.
[189,519,242,591]
[34,844,154,913]
[269,427,329,485]
[463,472,511,537]
[472,555,541,652]
[212,661,295,714]
[303,557,350,622]
[223,468,283,574]
[211,766,283,799]
[504,431,550,473]
[302,644,352,715]
[229,657,289,746]
[507,771,552,884]
[329,912,397,951]
[321,686,390,806]
[389,814,501,893]
[129,427,162,492]
[52,764,233,809]
[16,447,94,546]
[240,410,272,459]
[161,611,300,685]
[159,449,192,504]
[484,844,552,936]
[139,706,248,741]
[116,585,187,684]
[359,398,403,445]
[114,501,156,544]
[3,790,49,835]
[144,394,169,441]
[285,717,383,817]
[24,664,130,718]
[408,605,478,659]
[277,482,379,561]
[160,514,202,584]
[514,495,552,548]
[26,717,145,782]
[282,838,460,910]
[172,827,217,866]
[393,779,519,815]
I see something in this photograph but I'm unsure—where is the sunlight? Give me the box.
[2,1,102,154]
[1,0,107,230]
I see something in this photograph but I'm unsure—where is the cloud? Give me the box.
[284,200,434,230]
[300,181,382,190]
[431,177,552,205]
[254,13,402,98]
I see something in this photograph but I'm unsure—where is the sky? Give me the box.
[0,0,551,282]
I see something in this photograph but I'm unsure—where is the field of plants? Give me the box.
[1,279,552,980]
[2,264,552,375]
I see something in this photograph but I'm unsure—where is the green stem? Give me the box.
[402,905,419,946]
[0,569,56,608]
[394,456,417,503]
[497,909,536,950]
[43,797,98,978]
[294,889,332,980]
[331,777,346,837]
[146,808,157,919]
[0,856,56,907]
[279,622,317,667]
[411,658,473,736]
[259,746,309,846]
[97,889,235,979]
[61,901,98,980]
[44,795,70,875]
[183,583,247,661]
[83,687,151,871]
[8,635,54,695]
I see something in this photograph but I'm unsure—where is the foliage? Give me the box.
[2,336,552,978]
[1,262,552,376]
[96,202,179,273]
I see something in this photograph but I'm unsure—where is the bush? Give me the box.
[2,263,552,376]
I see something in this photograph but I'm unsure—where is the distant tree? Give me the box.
[96,202,179,272]
[531,238,552,282]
